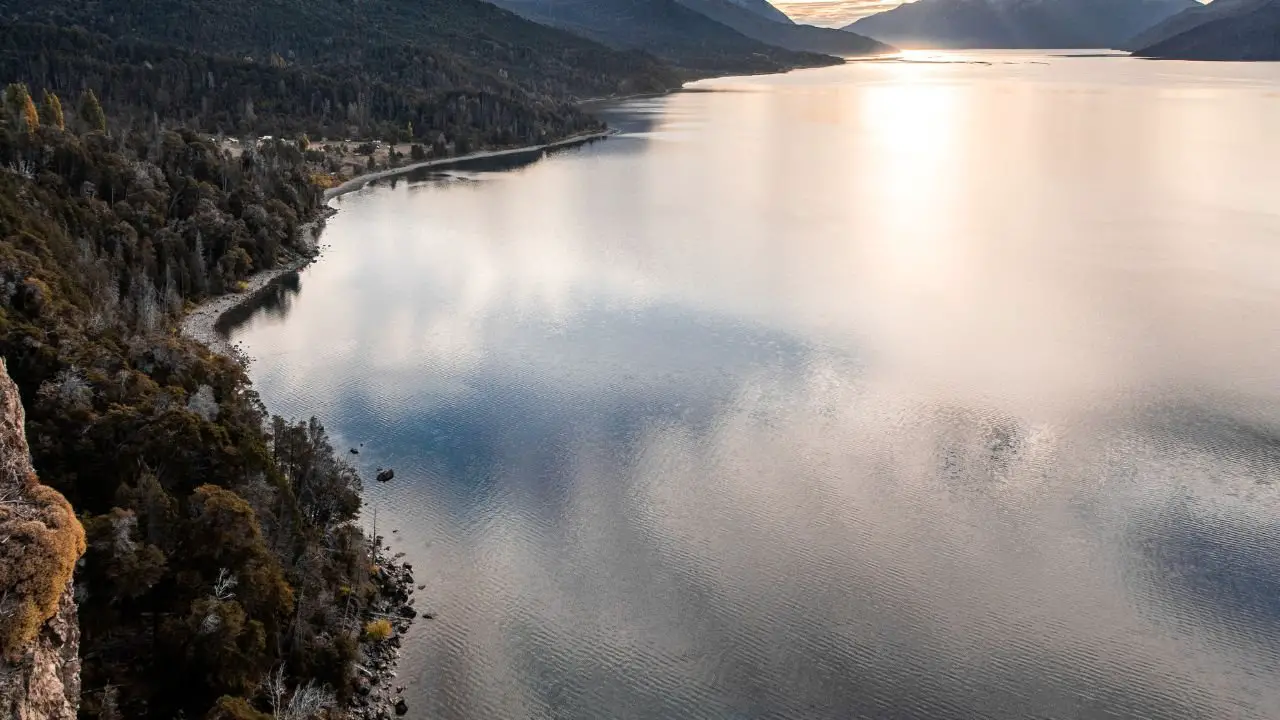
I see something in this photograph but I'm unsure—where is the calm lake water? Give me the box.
[227,52,1280,719]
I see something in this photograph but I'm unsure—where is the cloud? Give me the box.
[775,0,906,28]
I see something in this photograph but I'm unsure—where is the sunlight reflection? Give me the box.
[857,79,963,277]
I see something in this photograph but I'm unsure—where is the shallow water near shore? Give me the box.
[225,52,1280,719]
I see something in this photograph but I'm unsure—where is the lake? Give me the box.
[226,52,1280,719]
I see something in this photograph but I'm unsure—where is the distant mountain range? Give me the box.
[675,0,895,55]
[490,0,891,67]
[843,0,1198,49]
[487,0,833,74]
[1131,0,1280,59]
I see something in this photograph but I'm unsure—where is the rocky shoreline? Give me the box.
[176,129,620,719]
[349,536,423,720]
[179,207,335,364]
[180,130,616,367]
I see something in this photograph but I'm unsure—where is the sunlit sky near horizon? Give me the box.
[774,0,1212,28]
[774,0,903,28]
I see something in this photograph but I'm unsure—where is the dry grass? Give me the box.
[0,479,86,657]
[363,619,392,642]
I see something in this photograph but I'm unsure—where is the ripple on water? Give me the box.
[228,55,1280,720]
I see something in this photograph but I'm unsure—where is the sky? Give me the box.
[774,0,906,27]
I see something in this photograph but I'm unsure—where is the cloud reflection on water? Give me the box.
[228,58,1280,719]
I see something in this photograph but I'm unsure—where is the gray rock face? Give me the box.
[1,585,81,720]
[0,359,85,720]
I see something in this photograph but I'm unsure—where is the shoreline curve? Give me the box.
[180,128,618,361]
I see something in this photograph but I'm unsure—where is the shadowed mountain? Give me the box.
[843,0,1198,49]
[677,0,897,55]
[1135,0,1280,59]
[486,0,842,74]
[1124,0,1266,50]
[725,0,798,23]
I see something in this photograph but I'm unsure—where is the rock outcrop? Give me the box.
[0,359,86,720]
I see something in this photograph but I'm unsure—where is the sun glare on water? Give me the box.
[896,49,968,62]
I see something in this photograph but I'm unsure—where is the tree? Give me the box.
[3,83,38,134]
[40,89,65,130]
[78,88,107,133]
[18,94,35,135]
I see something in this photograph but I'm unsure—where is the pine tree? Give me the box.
[3,83,37,133]
[40,90,65,130]
[78,88,107,133]
[1,83,14,119]
[5,83,42,135]
[20,92,39,134]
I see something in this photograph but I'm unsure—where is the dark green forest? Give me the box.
[0,23,612,148]
[0,0,685,98]
[0,80,381,716]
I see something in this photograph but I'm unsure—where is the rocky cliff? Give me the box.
[0,359,85,720]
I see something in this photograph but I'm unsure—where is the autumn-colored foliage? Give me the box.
[0,100,369,716]
[0,480,86,657]
[363,619,393,642]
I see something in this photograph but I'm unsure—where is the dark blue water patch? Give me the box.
[1131,498,1280,639]
[1144,405,1280,486]
[316,300,823,517]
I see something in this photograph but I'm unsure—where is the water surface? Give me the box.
[229,52,1280,719]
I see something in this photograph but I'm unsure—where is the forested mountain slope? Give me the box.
[0,22,607,147]
[0,73,390,716]
[0,0,681,100]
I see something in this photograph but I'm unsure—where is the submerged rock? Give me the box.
[376,468,395,482]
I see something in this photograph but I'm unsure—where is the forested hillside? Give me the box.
[0,23,607,148]
[0,72,384,717]
[0,0,682,100]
